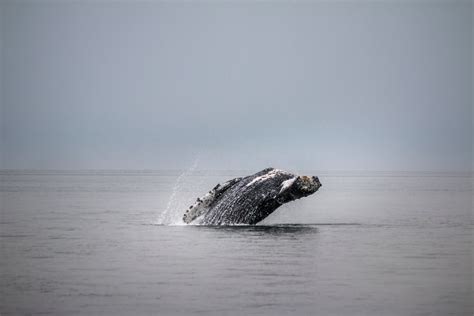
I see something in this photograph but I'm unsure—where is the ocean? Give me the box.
[0,170,472,315]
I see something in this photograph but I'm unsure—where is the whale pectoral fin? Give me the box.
[182,176,242,224]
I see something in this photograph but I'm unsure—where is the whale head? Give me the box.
[276,174,322,204]
[294,175,322,196]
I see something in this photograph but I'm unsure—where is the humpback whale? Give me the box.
[183,168,322,225]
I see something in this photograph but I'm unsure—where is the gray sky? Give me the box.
[1,1,472,171]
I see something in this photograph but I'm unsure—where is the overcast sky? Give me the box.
[1,1,472,171]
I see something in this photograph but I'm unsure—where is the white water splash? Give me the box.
[157,157,199,225]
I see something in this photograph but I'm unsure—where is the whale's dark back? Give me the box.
[183,168,321,225]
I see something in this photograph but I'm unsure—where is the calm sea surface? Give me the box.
[1,170,472,315]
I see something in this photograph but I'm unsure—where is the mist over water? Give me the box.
[1,1,472,171]
[1,170,472,315]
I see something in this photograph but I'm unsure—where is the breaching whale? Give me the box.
[183,168,322,225]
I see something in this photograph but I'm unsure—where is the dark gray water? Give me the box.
[1,170,472,315]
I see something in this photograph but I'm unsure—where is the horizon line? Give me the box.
[0,168,472,174]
